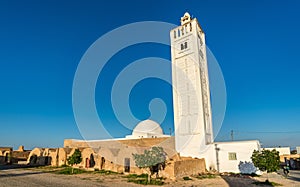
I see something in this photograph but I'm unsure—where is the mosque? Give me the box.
[27,13,261,177]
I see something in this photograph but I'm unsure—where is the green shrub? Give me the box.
[95,169,118,175]
[126,174,164,185]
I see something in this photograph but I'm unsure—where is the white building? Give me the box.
[170,12,261,173]
[264,147,291,155]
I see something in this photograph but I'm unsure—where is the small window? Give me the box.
[181,44,184,50]
[185,42,188,49]
[178,29,180,37]
[228,152,237,160]
[174,30,176,39]
[190,23,192,31]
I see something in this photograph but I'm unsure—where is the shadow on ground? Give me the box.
[0,164,32,170]
[0,171,44,178]
[221,175,264,187]
[277,170,300,182]
[0,164,46,178]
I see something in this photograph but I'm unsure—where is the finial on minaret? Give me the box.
[180,12,192,25]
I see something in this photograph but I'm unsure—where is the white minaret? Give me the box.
[170,13,213,158]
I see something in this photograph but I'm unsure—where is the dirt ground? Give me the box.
[54,171,300,187]
[1,165,300,187]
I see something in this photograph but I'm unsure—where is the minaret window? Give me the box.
[180,42,188,50]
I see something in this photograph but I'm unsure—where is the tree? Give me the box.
[251,149,280,182]
[67,149,82,173]
[132,147,166,183]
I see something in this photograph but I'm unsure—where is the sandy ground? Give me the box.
[0,166,300,187]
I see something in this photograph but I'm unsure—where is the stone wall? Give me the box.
[173,158,206,177]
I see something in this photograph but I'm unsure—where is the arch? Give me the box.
[89,154,95,168]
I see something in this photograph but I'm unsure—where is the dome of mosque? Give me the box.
[132,120,163,136]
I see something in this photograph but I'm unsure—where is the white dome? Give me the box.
[125,119,170,139]
[133,120,163,135]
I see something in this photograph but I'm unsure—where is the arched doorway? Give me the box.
[4,153,8,163]
[89,154,95,168]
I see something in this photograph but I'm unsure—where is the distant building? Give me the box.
[296,147,300,154]
[264,147,291,155]
[0,147,12,164]
[0,146,30,164]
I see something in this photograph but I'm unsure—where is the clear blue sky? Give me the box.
[0,0,299,150]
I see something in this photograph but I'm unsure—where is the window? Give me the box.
[174,30,176,39]
[178,29,180,37]
[228,152,237,160]
[180,42,188,51]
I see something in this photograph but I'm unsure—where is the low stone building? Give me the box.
[0,147,12,164]
[11,146,31,164]
[27,120,206,179]
[0,146,31,164]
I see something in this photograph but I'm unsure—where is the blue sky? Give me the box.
[0,0,299,150]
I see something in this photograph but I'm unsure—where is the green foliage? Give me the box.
[196,174,216,179]
[124,173,148,179]
[183,176,192,180]
[126,174,164,185]
[67,149,82,166]
[95,169,118,175]
[132,147,166,183]
[56,167,87,175]
[132,147,166,169]
[251,149,280,173]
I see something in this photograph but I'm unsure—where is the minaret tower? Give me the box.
[170,12,213,158]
